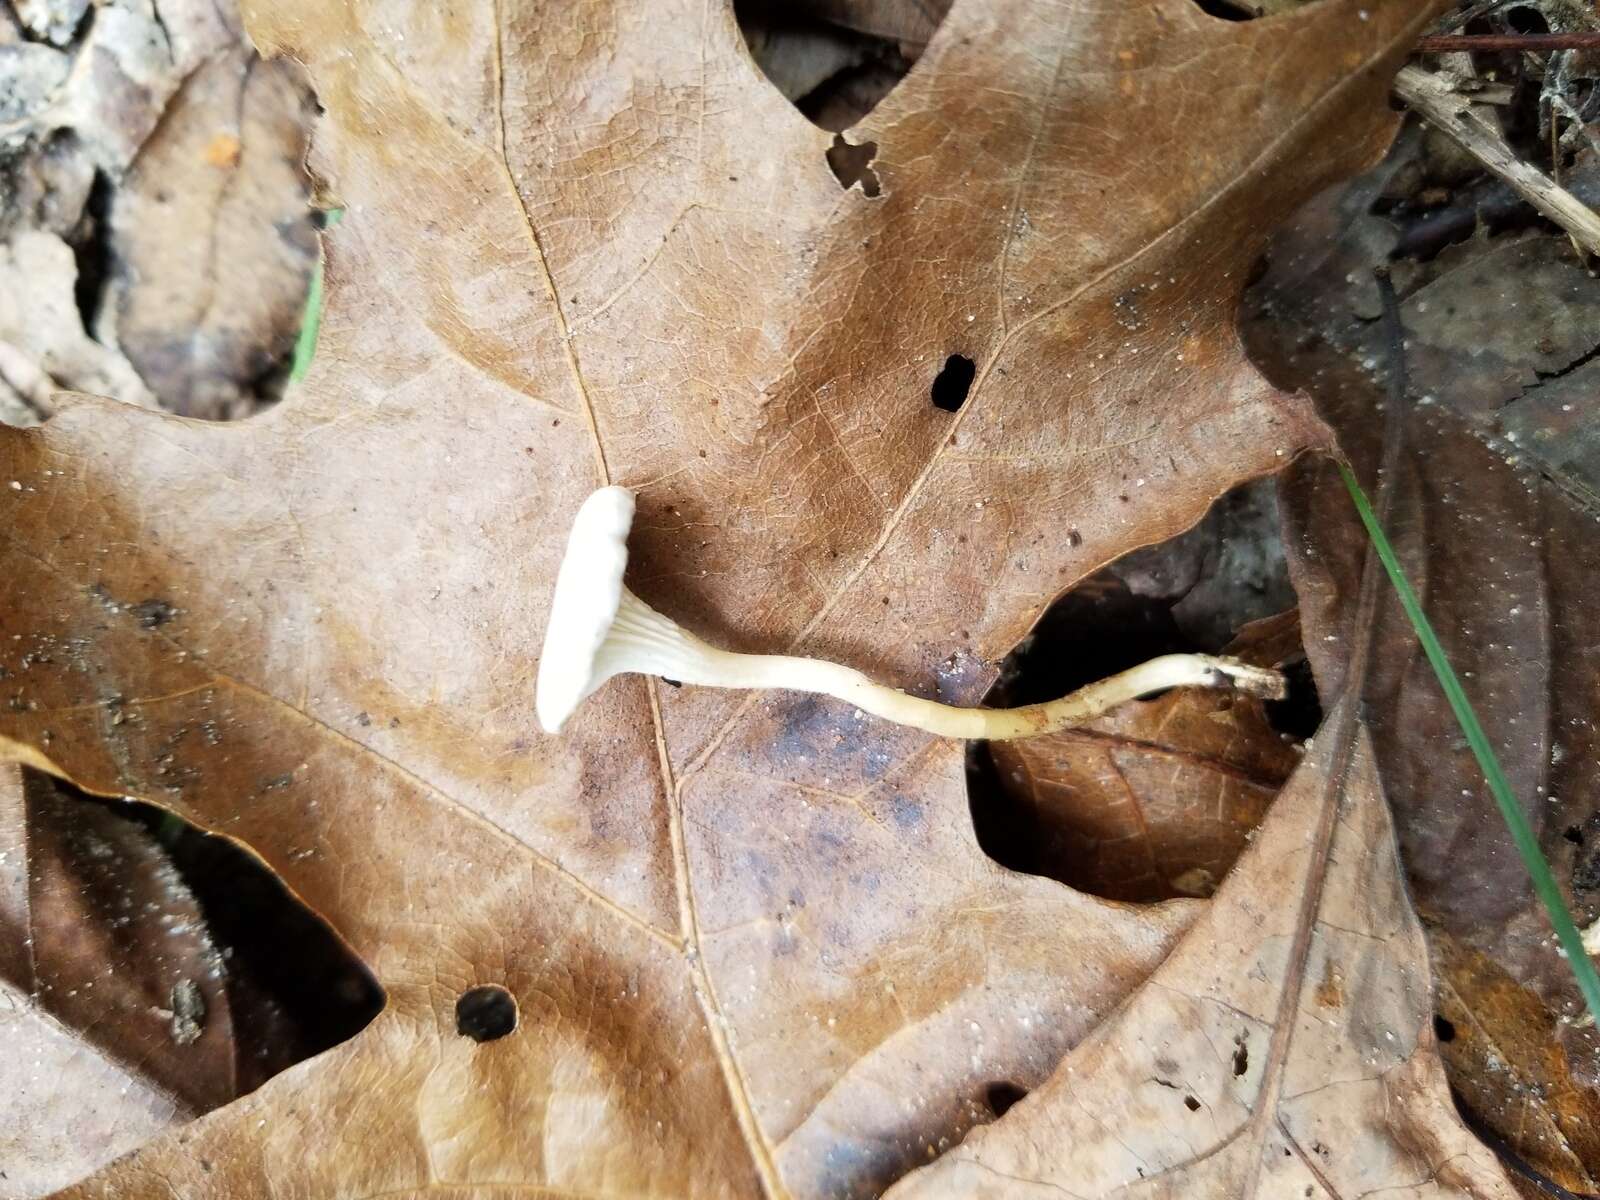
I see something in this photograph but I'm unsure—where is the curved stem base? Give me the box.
[604,590,1286,741]
[716,649,1284,740]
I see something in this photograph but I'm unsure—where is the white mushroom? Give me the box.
[535,486,1285,736]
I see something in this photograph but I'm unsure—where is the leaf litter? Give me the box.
[1246,48,1600,1187]
[0,0,315,424]
[0,0,1572,1195]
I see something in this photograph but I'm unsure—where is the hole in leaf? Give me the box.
[983,1080,1028,1118]
[1264,655,1322,740]
[931,353,976,412]
[10,768,383,1113]
[969,478,1316,902]
[733,0,952,130]
[825,134,881,197]
[1564,826,1583,846]
[1433,1014,1457,1043]
[85,55,323,422]
[456,984,518,1042]
[116,792,385,1076]
[1187,0,1259,19]
[1232,1040,1250,1076]
[1184,1094,1202,1111]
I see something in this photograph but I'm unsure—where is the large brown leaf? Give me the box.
[0,1,1466,1195]
[885,694,1515,1199]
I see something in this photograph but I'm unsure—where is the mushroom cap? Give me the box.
[535,485,636,733]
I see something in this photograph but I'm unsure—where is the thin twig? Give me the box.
[1392,65,1600,257]
[1415,32,1600,53]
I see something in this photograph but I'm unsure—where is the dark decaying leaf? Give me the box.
[1431,930,1600,1195]
[0,763,214,1193]
[1247,166,1600,1190]
[10,770,238,1108]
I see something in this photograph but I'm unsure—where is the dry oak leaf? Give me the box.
[0,0,1463,1195]
[1432,931,1600,1194]
[102,45,320,419]
[886,694,1516,1199]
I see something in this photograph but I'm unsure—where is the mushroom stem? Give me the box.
[534,485,1288,737]
[603,590,1283,740]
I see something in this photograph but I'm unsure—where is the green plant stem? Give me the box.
[1338,461,1600,1028]
[288,261,324,383]
[289,208,343,383]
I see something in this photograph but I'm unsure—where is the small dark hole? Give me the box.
[457,984,518,1042]
[1188,0,1257,19]
[1232,1042,1249,1076]
[983,1080,1028,1118]
[1263,656,1322,740]
[1184,1094,1202,1111]
[1433,1014,1457,1043]
[1564,826,1584,846]
[931,354,976,413]
[661,677,683,688]
[825,134,881,197]
[130,598,178,630]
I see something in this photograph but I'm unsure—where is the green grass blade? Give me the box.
[289,208,344,384]
[287,261,324,383]
[1338,461,1600,1027]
